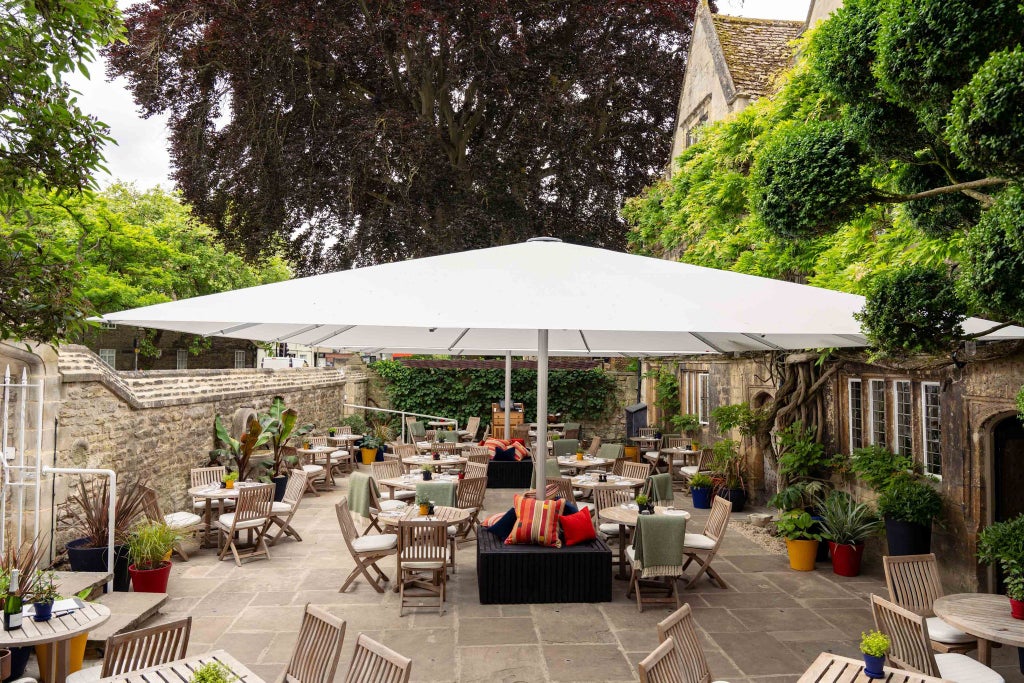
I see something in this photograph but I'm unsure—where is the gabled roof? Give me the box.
[710,13,804,100]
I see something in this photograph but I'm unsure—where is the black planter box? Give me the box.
[486,460,534,489]
[477,529,612,604]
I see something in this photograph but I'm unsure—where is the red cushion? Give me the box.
[505,494,565,548]
[560,508,596,547]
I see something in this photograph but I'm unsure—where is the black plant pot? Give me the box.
[810,516,830,562]
[4,647,30,682]
[423,471,433,481]
[723,488,747,513]
[66,538,131,592]
[885,517,932,556]
[272,474,288,502]
[376,447,385,462]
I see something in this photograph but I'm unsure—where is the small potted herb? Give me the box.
[689,473,713,509]
[222,470,238,490]
[775,510,822,571]
[29,571,60,622]
[977,513,1024,619]
[860,629,890,678]
[190,661,237,683]
[635,494,653,515]
[127,521,181,593]
[416,493,430,517]
[421,464,434,481]
[328,427,336,437]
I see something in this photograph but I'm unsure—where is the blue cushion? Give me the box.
[487,507,518,542]
[560,499,580,516]
[493,446,517,461]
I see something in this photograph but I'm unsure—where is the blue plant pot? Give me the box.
[863,653,886,679]
[32,601,53,622]
[691,487,712,509]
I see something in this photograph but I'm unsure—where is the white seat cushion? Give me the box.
[446,525,459,536]
[378,499,406,512]
[270,501,293,514]
[302,464,325,476]
[216,513,268,530]
[164,511,202,528]
[935,653,1004,683]
[393,490,416,500]
[573,490,586,499]
[66,665,102,683]
[351,533,398,553]
[625,545,637,564]
[599,523,621,536]
[679,465,698,476]
[683,533,716,550]
[193,499,235,509]
[927,617,976,644]
[579,502,596,514]
[644,451,659,458]
[402,560,445,570]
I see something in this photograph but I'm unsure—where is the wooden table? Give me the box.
[376,506,471,592]
[798,653,951,683]
[649,447,698,473]
[188,482,264,546]
[402,455,467,471]
[327,433,362,448]
[0,602,111,683]
[599,504,690,579]
[571,473,646,493]
[97,649,264,683]
[933,593,1024,667]
[556,456,611,474]
[630,436,660,449]
[377,473,460,500]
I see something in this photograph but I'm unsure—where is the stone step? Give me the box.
[53,571,111,599]
[86,591,167,647]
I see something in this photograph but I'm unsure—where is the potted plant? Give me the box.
[977,513,1024,619]
[711,439,747,513]
[190,661,237,683]
[860,629,890,678]
[328,427,336,437]
[222,470,239,489]
[212,413,270,481]
[421,464,434,481]
[818,491,882,577]
[776,510,822,571]
[635,493,653,514]
[127,520,181,593]
[29,571,59,621]
[878,475,942,556]
[360,418,393,465]
[689,473,714,509]
[257,397,313,501]
[672,413,702,449]
[416,493,430,517]
[62,476,148,592]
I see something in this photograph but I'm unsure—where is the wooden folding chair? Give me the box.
[512,424,531,442]
[372,461,415,501]
[139,485,201,561]
[586,436,602,456]
[681,495,731,589]
[431,442,460,455]
[657,604,714,683]
[679,449,713,489]
[65,617,192,683]
[595,487,635,543]
[283,604,346,683]
[883,554,978,654]
[627,514,687,612]
[336,498,397,593]
[364,479,406,536]
[454,476,487,540]
[870,594,1001,682]
[213,483,274,566]
[621,460,652,481]
[463,446,490,463]
[638,637,685,683]
[190,465,232,511]
[459,416,481,442]
[464,462,488,479]
[342,633,412,683]
[397,518,448,616]
[268,469,309,545]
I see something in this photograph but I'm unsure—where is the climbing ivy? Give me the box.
[370,360,616,428]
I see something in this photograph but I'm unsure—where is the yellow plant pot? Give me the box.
[361,447,377,466]
[36,632,88,681]
[786,539,819,571]
[418,504,430,516]
[576,452,584,461]
[225,480,235,489]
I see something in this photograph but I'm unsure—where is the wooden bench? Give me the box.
[476,529,612,604]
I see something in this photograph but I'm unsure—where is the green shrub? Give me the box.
[775,510,822,541]
[190,662,237,683]
[776,421,829,480]
[710,403,764,438]
[127,521,181,570]
[850,445,914,491]
[949,48,1024,176]
[877,476,943,526]
[860,630,890,657]
[977,514,1024,601]
[689,473,713,489]
[960,185,1024,325]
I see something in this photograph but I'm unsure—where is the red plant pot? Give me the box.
[1010,597,1024,620]
[828,541,865,577]
[128,562,172,593]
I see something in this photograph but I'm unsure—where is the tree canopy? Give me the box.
[0,184,290,343]
[106,0,702,272]
[625,0,1024,358]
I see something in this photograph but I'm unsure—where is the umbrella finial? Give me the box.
[526,236,562,243]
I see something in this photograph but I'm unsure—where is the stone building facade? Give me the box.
[79,324,256,371]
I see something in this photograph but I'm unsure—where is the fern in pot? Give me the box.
[818,492,882,577]
[127,521,181,593]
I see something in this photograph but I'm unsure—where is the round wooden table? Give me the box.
[599,505,691,579]
[327,433,362,448]
[402,455,467,469]
[375,506,471,592]
[933,593,1024,668]
[188,482,264,545]
[571,473,646,492]
[376,472,460,500]
[0,602,110,683]
[556,456,611,474]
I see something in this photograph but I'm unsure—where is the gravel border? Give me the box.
[730,520,787,555]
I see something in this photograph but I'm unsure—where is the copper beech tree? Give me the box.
[106,0,702,271]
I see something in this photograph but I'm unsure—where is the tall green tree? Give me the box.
[105,0,703,272]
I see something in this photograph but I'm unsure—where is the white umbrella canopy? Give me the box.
[98,237,1024,352]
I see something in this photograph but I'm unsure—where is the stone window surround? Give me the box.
[98,348,116,368]
[681,368,710,425]
[681,94,712,149]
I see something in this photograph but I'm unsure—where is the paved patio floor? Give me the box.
[122,474,1023,683]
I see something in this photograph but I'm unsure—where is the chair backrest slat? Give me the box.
[546,477,575,504]
[638,637,686,683]
[397,519,447,564]
[595,487,634,515]
[870,594,940,677]
[234,484,274,523]
[372,461,405,483]
[190,466,225,489]
[335,498,360,552]
[308,436,328,447]
[101,617,192,677]
[456,477,487,509]
[621,461,651,481]
[431,442,460,455]
[343,633,412,683]
[286,604,346,683]
[657,605,711,683]
[883,554,944,617]
[391,444,416,458]
[586,437,602,456]
[704,496,732,541]
[465,462,488,479]
[283,470,309,506]
[638,427,658,438]
[664,436,686,449]
[138,485,163,523]
[464,417,481,440]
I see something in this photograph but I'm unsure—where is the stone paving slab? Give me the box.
[80,470,1023,683]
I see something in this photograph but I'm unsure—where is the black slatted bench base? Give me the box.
[477,529,613,604]
[486,460,535,489]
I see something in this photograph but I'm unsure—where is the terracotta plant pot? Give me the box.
[0,648,10,681]
[1010,597,1024,620]
[785,539,818,571]
[129,561,172,593]
[829,541,865,577]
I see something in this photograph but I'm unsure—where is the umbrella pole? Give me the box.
[504,351,512,438]
[536,330,548,500]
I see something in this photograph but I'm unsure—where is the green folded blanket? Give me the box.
[348,472,377,519]
[633,514,687,579]
[415,481,456,507]
[647,473,673,504]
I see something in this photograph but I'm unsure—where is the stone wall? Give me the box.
[79,326,255,372]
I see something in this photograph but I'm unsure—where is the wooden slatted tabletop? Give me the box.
[97,649,264,683]
[0,601,110,647]
[933,593,1024,665]
[798,653,952,683]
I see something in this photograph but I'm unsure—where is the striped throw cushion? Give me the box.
[481,438,529,461]
[505,494,565,548]
[481,512,506,527]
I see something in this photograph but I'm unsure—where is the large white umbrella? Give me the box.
[101,238,1024,495]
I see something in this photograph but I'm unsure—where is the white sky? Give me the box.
[73,0,812,191]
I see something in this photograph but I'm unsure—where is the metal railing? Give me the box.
[342,404,458,443]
